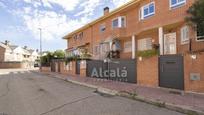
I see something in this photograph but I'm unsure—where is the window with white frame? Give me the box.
[124,41,132,53]
[196,25,204,41]
[138,38,152,51]
[140,2,155,20]
[170,0,186,9]
[180,25,190,44]
[112,16,126,28]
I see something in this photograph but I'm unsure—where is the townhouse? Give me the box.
[62,0,204,93]
[0,40,39,68]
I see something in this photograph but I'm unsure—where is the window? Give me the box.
[140,2,155,20]
[112,16,126,28]
[196,25,204,41]
[138,38,152,51]
[73,34,77,40]
[124,41,132,53]
[78,32,83,39]
[112,19,119,28]
[181,25,189,44]
[100,24,106,32]
[170,0,186,9]
[121,17,126,27]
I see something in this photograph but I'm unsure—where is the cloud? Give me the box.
[75,0,101,17]
[47,0,80,11]
[112,0,132,7]
[0,1,6,8]
[18,8,91,41]
[6,0,132,42]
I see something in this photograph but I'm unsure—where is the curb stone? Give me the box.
[118,91,204,115]
[65,78,98,89]
[97,87,118,96]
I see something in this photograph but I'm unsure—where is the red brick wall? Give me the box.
[60,61,76,76]
[184,53,204,93]
[41,67,51,72]
[0,62,22,68]
[137,56,159,87]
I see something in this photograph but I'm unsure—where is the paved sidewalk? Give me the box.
[39,71,204,115]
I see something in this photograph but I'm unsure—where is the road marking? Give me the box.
[0,72,10,75]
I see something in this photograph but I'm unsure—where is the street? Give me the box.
[0,69,185,115]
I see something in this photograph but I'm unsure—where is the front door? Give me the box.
[164,33,177,55]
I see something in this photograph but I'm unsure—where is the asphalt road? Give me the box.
[0,69,185,115]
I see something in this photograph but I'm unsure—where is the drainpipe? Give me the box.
[132,35,136,59]
[159,27,164,55]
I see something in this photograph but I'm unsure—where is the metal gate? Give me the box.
[87,59,137,83]
[76,60,80,75]
[159,55,184,90]
[51,61,55,72]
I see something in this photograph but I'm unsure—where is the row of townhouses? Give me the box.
[47,0,204,93]
[0,40,39,68]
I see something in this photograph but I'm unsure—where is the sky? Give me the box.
[0,0,131,51]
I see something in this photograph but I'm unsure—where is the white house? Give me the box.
[0,41,39,68]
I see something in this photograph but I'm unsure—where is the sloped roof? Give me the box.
[28,49,35,53]
[22,48,31,55]
[10,45,18,50]
[0,42,11,49]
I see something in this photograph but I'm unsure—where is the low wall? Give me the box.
[0,62,22,68]
[59,61,76,76]
[184,52,204,93]
[137,56,159,87]
[41,67,51,72]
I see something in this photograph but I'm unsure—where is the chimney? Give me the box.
[24,46,28,49]
[4,40,10,46]
[104,7,109,15]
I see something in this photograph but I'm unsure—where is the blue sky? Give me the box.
[0,0,130,51]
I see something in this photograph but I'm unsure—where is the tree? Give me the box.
[186,0,204,36]
[53,50,65,59]
[40,52,53,66]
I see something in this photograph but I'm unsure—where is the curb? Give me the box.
[118,92,204,115]
[65,78,98,89]
[65,78,118,96]
[38,71,204,115]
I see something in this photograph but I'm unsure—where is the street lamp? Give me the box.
[38,28,42,71]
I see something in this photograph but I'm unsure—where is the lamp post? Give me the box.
[38,28,42,71]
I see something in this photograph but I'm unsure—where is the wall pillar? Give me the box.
[132,35,136,59]
[159,27,164,55]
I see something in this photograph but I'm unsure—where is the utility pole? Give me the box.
[39,28,42,71]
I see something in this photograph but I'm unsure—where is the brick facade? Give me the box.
[62,0,204,93]
[184,53,204,93]
[137,56,159,87]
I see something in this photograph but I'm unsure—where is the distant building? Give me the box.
[0,40,39,68]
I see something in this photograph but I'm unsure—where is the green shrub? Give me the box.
[137,49,159,58]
